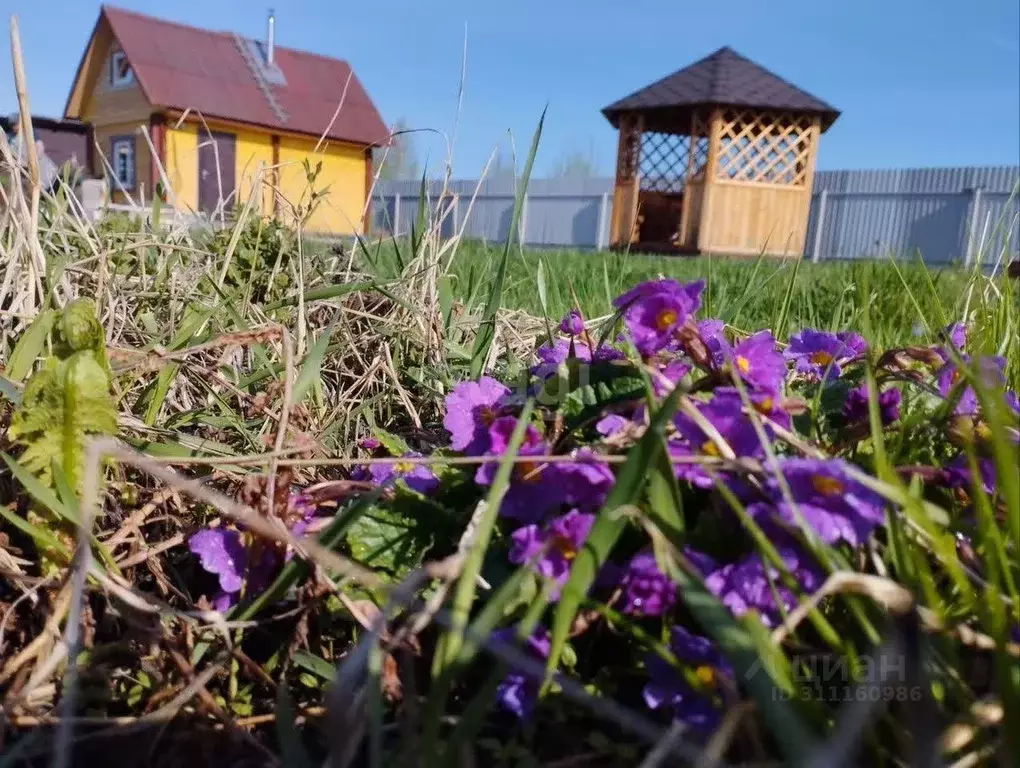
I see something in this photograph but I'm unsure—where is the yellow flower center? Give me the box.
[656,308,679,331]
[516,460,543,484]
[755,396,774,414]
[700,440,721,457]
[394,461,415,474]
[695,665,717,688]
[810,350,835,367]
[553,535,578,561]
[735,355,751,374]
[479,405,497,426]
[812,475,844,496]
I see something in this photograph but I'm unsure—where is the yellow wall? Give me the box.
[160,119,367,232]
[278,137,367,234]
[235,131,275,216]
[164,123,199,212]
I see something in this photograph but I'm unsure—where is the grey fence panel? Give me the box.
[373,167,1020,261]
[523,194,605,247]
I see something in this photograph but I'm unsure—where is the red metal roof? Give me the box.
[96,5,389,147]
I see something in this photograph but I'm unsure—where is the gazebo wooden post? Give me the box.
[697,108,724,253]
[610,113,642,248]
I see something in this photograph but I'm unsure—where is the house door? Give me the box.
[198,132,236,213]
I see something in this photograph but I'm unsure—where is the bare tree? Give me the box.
[550,146,600,179]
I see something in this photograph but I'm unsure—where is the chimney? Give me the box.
[266,10,276,65]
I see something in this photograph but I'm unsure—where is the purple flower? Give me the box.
[697,319,731,367]
[714,386,792,431]
[750,458,887,546]
[613,279,705,357]
[785,329,866,380]
[937,322,968,361]
[936,356,1007,415]
[705,540,823,627]
[596,414,630,437]
[533,337,594,380]
[843,384,902,426]
[444,376,511,455]
[943,455,996,496]
[559,308,585,336]
[476,417,564,522]
[560,447,616,510]
[368,452,439,495]
[189,528,246,599]
[509,510,595,598]
[359,437,382,451]
[643,626,732,734]
[671,390,763,488]
[651,359,692,397]
[619,552,677,616]
[727,331,786,394]
[492,627,551,719]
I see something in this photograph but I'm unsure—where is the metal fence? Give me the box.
[372,166,1019,265]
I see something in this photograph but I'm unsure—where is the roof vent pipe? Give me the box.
[266,10,275,65]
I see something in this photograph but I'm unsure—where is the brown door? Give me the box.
[198,132,236,213]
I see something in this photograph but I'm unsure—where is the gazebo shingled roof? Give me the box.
[602,46,840,135]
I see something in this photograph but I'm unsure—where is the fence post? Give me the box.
[596,192,609,250]
[811,187,827,263]
[964,187,982,267]
[393,193,401,236]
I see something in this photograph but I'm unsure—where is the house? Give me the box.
[63,5,389,234]
[1,114,91,186]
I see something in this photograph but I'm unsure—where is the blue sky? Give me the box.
[2,0,1018,176]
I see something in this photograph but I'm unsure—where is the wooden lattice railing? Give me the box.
[716,110,815,186]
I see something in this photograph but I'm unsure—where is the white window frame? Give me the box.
[110,50,134,88]
[111,136,135,190]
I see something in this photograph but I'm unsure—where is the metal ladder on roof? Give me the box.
[232,32,289,124]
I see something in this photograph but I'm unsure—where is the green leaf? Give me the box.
[275,685,313,768]
[292,325,334,404]
[346,504,434,578]
[292,650,337,682]
[469,110,545,378]
[543,384,685,688]
[7,310,57,383]
[371,428,411,456]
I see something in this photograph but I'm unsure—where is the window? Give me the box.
[111,136,135,189]
[110,50,134,87]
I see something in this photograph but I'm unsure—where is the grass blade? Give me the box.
[469,110,546,378]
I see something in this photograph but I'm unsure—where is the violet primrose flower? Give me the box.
[189,528,246,607]
[785,329,867,380]
[559,308,585,336]
[613,279,704,357]
[643,626,732,734]
[492,627,552,719]
[671,390,762,487]
[705,541,823,627]
[697,318,731,367]
[559,448,616,510]
[727,331,786,394]
[843,384,901,426]
[368,452,440,495]
[509,509,595,597]
[619,552,678,616]
[596,413,630,437]
[443,376,511,454]
[750,458,887,546]
[475,417,564,522]
[943,455,996,496]
[935,356,1007,415]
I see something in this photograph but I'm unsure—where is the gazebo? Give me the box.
[602,47,839,257]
